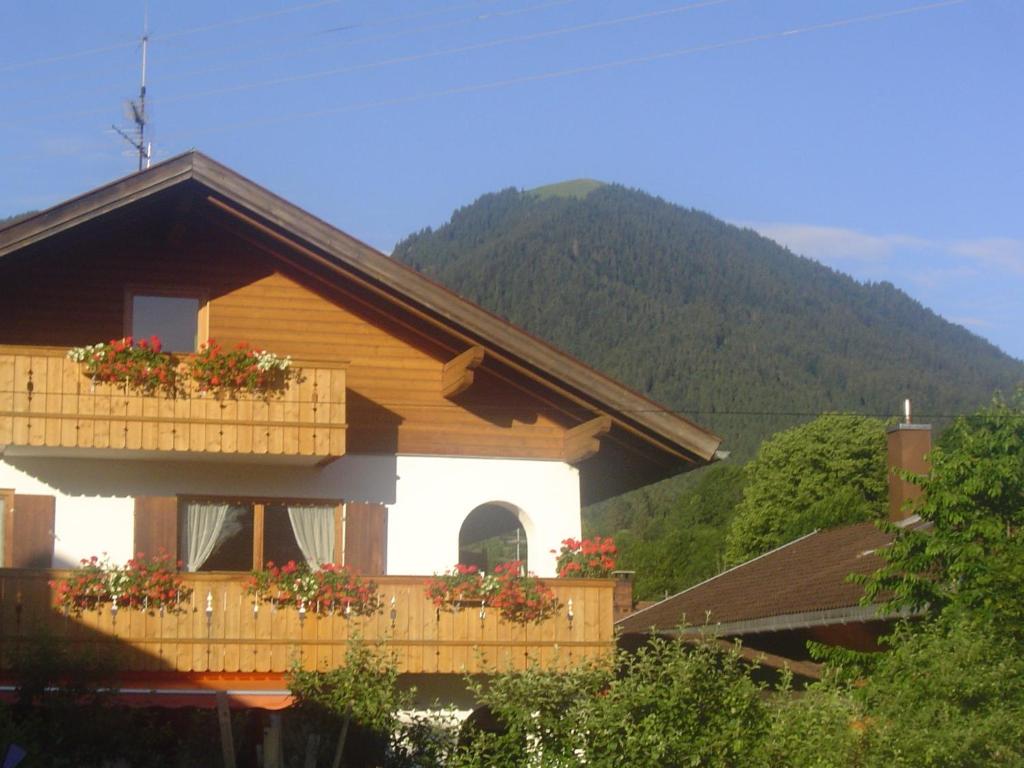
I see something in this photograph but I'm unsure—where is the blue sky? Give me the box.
[2,0,1021,359]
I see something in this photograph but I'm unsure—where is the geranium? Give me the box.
[424,561,560,625]
[555,536,617,578]
[67,336,178,394]
[489,560,560,624]
[424,564,499,609]
[189,339,294,397]
[246,560,379,616]
[50,552,191,616]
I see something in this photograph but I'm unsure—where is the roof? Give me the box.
[617,521,898,636]
[0,151,721,470]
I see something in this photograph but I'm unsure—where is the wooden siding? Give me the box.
[0,212,570,460]
[0,570,614,675]
[0,346,346,459]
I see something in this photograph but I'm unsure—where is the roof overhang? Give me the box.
[0,151,722,472]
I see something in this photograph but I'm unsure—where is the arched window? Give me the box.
[458,503,528,572]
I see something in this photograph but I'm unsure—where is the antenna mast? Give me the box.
[113,4,152,171]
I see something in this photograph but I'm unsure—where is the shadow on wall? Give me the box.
[2,452,399,505]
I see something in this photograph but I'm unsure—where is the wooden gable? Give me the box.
[0,154,723,501]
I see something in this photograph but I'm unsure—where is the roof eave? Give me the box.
[0,151,198,257]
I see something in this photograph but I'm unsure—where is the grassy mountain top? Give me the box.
[529,179,606,200]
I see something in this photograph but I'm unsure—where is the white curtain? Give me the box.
[288,505,335,568]
[183,502,230,571]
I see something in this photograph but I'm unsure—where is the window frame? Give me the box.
[178,495,344,571]
[123,285,210,353]
[0,489,13,568]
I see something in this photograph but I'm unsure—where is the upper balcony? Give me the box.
[0,346,346,462]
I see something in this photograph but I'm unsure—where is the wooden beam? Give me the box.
[441,346,485,398]
[564,415,612,464]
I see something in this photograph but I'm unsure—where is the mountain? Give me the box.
[394,184,1022,461]
[391,184,1023,599]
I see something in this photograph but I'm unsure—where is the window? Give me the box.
[179,499,341,572]
[458,503,528,572]
[126,290,206,352]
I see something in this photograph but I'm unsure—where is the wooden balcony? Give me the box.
[0,571,614,675]
[0,346,346,460]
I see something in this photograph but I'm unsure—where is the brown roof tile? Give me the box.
[618,521,893,634]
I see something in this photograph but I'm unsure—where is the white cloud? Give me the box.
[745,222,925,266]
[950,238,1024,275]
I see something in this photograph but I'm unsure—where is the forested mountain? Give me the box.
[394,183,1021,460]
[393,183,1023,598]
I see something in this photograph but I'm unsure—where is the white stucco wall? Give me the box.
[0,452,580,575]
[388,455,580,577]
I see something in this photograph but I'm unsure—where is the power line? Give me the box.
[0,0,574,124]
[153,0,733,108]
[162,0,582,82]
[170,0,967,139]
[0,0,356,74]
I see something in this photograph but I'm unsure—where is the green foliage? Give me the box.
[761,678,864,768]
[862,387,1024,632]
[725,414,888,565]
[456,638,769,767]
[287,637,410,734]
[857,617,1024,766]
[597,464,744,600]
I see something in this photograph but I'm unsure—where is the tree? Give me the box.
[863,387,1024,633]
[724,414,888,565]
[454,638,769,768]
[612,465,745,600]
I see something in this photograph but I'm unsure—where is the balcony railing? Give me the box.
[0,346,346,459]
[0,570,614,675]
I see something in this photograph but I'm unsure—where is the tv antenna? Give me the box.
[113,4,151,171]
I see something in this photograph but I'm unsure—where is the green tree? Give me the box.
[858,617,1024,766]
[725,414,888,565]
[862,387,1024,632]
[454,638,768,768]
[611,464,745,600]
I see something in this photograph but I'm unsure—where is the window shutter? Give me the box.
[133,496,179,560]
[344,502,387,575]
[11,494,56,569]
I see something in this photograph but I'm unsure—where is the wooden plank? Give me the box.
[60,360,80,447]
[43,355,62,446]
[0,355,15,445]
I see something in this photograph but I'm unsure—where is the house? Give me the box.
[0,151,721,710]
[617,418,931,676]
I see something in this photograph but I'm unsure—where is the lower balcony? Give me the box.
[0,570,614,676]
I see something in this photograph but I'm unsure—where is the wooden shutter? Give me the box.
[11,494,55,569]
[344,502,387,575]
[133,496,179,560]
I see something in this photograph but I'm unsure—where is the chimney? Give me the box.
[611,570,635,621]
[886,398,931,521]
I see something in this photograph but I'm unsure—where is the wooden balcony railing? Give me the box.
[0,346,346,459]
[0,571,614,675]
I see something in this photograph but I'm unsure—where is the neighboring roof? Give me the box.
[0,151,721,468]
[618,521,898,636]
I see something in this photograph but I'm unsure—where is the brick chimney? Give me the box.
[886,399,931,521]
[611,570,635,621]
